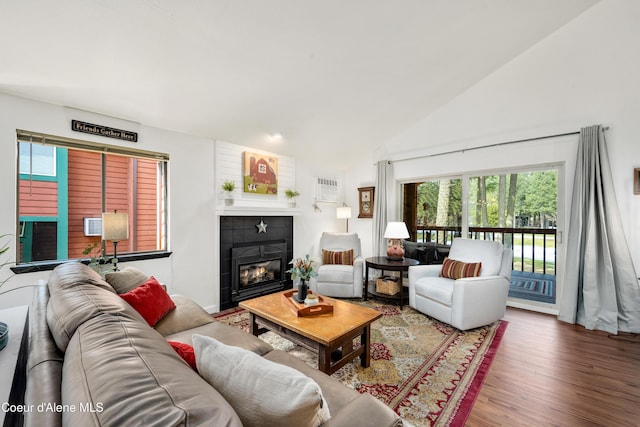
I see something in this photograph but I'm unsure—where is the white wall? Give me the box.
[363,0,640,305]
[212,140,350,261]
[0,93,217,309]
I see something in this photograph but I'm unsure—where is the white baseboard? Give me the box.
[507,299,559,315]
[204,305,219,314]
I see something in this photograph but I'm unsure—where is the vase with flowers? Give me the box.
[286,254,318,303]
[83,242,107,276]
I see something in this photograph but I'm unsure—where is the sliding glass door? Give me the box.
[467,169,558,306]
[403,165,561,308]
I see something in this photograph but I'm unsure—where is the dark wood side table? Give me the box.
[364,257,419,309]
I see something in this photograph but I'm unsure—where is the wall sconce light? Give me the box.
[383,221,410,260]
[312,198,322,213]
[102,210,129,271]
[336,203,352,232]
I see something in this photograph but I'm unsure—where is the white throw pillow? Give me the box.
[193,334,330,427]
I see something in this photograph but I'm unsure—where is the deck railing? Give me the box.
[415,225,556,275]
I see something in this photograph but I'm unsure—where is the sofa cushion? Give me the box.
[265,349,402,426]
[262,349,359,416]
[154,294,215,336]
[193,334,330,427]
[316,264,354,283]
[169,341,197,370]
[164,322,274,356]
[440,257,482,279]
[62,314,242,426]
[47,263,143,352]
[322,249,354,265]
[414,277,455,306]
[104,266,150,293]
[119,276,176,326]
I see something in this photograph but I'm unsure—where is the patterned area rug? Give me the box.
[509,270,556,304]
[214,299,507,426]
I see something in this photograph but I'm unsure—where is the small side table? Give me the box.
[0,305,29,427]
[364,257,419,309]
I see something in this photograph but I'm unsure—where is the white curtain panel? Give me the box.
[373,161,391,257]
[558,125,640,334]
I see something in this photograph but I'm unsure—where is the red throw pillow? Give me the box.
[119,276,176,326]
[168,341,197,370]
[440,257,482,279]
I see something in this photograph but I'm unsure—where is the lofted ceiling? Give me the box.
[0,1,599,167]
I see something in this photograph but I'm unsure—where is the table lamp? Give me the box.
[383,222,410,260]
[336,204,352,232]
[102,210,129,271]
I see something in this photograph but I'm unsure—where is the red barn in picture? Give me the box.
[243,151,278,194]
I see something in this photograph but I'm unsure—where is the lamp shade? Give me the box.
[102,212,129,241]
[383,222,410,239]
[336,206,352,219]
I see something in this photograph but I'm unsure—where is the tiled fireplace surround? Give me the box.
[219,215,294,310]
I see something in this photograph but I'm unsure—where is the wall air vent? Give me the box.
[314,176,338,203]
[83,217,102,236]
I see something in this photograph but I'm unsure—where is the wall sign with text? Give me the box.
[71,120,138,142]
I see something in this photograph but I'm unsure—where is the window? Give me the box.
[467,170,557,275]
[19,141,56,176]
[404,178,462,244]
[16,131,169,265]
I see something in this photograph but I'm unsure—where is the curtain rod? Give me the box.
[389,126,609,164]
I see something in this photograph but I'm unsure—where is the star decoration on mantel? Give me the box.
[256,219,268,234]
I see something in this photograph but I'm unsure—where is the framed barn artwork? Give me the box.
[243,151,279,195]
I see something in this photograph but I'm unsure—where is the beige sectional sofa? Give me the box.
[24,262,402,427]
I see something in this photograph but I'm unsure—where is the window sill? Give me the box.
[10,251,172,274]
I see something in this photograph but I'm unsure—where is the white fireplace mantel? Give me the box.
[216,205,302,216]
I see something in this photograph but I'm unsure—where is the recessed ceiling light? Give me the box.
[269,132,283,141]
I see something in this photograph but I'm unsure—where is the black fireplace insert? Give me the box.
[231,242,287,303]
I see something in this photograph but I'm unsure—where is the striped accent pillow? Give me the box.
[322,249,354,266]
[440,257,482,279]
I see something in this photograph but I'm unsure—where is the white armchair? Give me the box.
[310,232,364,298]
[408,238,512,330]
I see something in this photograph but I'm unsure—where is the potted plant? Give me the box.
[83,242,106,275]
[285,189,300,208]
[222,180,236,206]
[286,254,317,303]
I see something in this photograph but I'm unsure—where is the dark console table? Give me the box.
[0,305,29,427]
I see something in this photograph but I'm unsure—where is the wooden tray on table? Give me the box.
[281,290,334,317]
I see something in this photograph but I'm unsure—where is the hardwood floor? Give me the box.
[467,307,640,426]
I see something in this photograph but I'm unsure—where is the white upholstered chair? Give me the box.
[408,238,512,330]
[309,232,364,298]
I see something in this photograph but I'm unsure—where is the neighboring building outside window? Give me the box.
[16,131,169,265]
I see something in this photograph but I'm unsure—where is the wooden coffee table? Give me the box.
[239,291,382,375]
